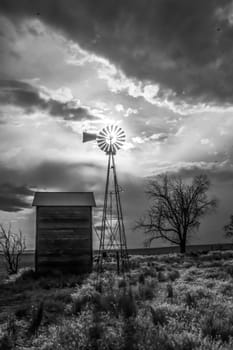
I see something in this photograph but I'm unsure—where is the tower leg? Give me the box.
[111,153,129,272]
[97,153,111,273]
[96,151,129,274]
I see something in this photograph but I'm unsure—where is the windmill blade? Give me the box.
[83,132,97,143]
[96,125,126,154]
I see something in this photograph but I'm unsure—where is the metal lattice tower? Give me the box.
[83,125,129,274]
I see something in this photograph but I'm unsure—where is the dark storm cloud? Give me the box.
[0,183,33,212]
[1,0,233,104]
[0,160,104,211]
[0,80,95,121]
[26,161,105,190]
[156,162,233,184]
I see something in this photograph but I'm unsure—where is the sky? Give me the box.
[0,0,233,249]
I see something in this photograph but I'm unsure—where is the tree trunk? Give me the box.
[180,240,186,254]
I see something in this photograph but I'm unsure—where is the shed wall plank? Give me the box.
[36,205,92,274]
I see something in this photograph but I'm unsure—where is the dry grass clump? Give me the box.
[138,279,156,300]
[150,305,169,326]
[219,281,233,296]
[166,283,173,299]
[168,269,180,281]
[157,271,168,282]
[201,307,233,342]
[28,301,44,335]
[0,334,13,350]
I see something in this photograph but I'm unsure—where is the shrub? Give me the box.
[37,277,58,290]
[43,298,65,324]
[212,251,222,260]
[220,282,233,296]
[123,319,137,350]
[6,314,16,341]
[17,268,37,281]
[15,303,30,319]
[0,334,13,350]
[201,310,233,342]
[142,266,157,278]
[221,251,233,260]
[185,292,197,308]
[168,269,180,281]
[95,280,103,293]
[155,263,166,272]
[96,294,118,314]
[118,278,127,289]
[188,251,199,258]
[89,309,103,349]
[167,283,173,299]
[138,279,155,300]
[158,271,167,282]
[39,311,92,349]
[138,273,145,284]
[150,306,168,327]
[54,289,72,304]
[183,262,193,269]
[118,289,137,318]
[184,275,195,282]
[72,295,89,315]
[226,265,233,277]
[28,301,44,335]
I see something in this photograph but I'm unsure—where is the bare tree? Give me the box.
[0,224,26,274]
[224,215,233,238]
[136,174,217,253]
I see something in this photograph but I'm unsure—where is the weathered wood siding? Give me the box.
[36,206,92,273]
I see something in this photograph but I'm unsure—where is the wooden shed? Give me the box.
[32,192,96,274]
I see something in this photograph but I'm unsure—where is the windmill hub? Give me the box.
[106,133,116,144]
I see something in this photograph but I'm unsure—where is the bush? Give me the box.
[221,251,233,260]
[44,298,65,323]
[158,271,168,282]
[150,306,168,326]
[118,289,137,318]
[28,301,44,335]
[168,269,180,281]
[138,273,145,284]
[72,295,89,315]
[0,334,13,350]
[54,289,72,304]
[201,310,233,342]
[123,319,137,350]
[167,283,173,299]
[118,278,127,289]
[17,268,37,281]
[226,265,233,277]
[96,294,118,314]
[185,292,197,308]
[220,282,233,296]
[138,279,155,300]
[15,303,30,319]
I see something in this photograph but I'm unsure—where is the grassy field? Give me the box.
[1,250,233,349]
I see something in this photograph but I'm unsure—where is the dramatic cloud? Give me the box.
[0,183,33,212]
[1,0,233,105]
[0,80,96,121]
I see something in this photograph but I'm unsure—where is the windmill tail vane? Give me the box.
[83,131,97,143]
[82,125,129,274]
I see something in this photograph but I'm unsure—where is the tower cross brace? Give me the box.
[97,146,129,274]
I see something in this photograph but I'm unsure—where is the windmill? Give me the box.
[83,125,129,274]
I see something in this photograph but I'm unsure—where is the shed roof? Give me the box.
[32,192,96,207]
